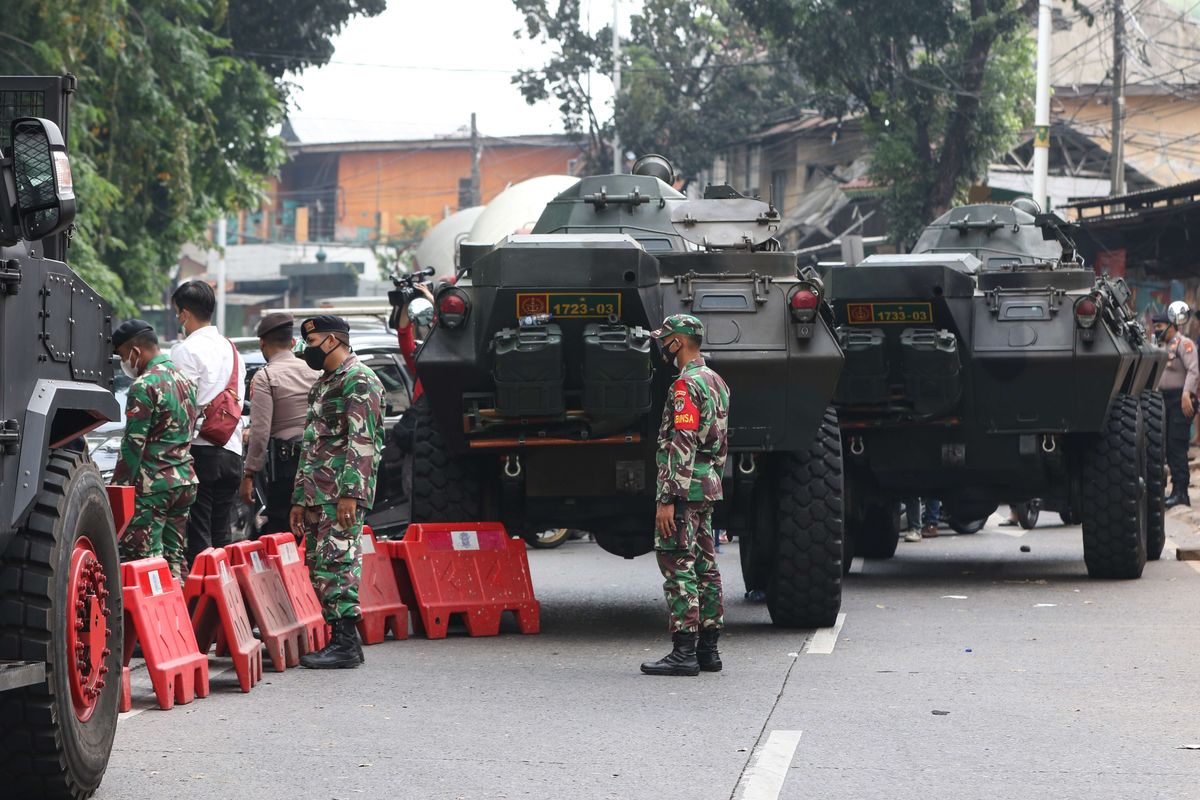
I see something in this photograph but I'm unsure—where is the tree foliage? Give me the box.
[224,0,387,79]
[736,0,1040,244]
[512,0,797,179]
[372,214,431,280]
[0,0,383,314]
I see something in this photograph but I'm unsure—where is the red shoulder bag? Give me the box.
[198,340,241,446]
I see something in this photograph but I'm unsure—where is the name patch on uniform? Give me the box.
[673,380,699,431]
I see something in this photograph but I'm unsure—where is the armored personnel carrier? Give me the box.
[0,76,127,798]
[402,156,847,627]
[825,201,1167,578]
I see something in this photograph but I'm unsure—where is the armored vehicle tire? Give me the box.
[1141,391,1167,561]
[949,517,986,535]
[1016,500,1040,530]
[847,501,900,560]
[410,395,482,522]
[0,450,122,800]
[739,478,776,591]
[766,408,843,629]
[1081,395,1148,579]
[528,528,571,549]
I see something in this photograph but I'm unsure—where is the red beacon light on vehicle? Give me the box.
[788,282,822,339]
[437,288,470,329]
[1074,294,1101,343]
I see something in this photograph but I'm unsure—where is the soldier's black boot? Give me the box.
[640,632,700,676]
[300,619,364,669]
[1166,491,1191,508]
[697,629,722,672]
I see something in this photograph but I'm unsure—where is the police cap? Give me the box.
[1151,311,1169,325]
[112,319,154,351]
[256,312,294,339]
[300,315,350,337]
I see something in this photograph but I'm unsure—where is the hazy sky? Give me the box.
[287,1,631,143]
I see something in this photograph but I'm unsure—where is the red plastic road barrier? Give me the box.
[384,522,540,639]
[259,533,329,654]
[226,540,304,672]
[184,548,263,693]
[105,486,135,537]
[357,526,409,644]
[121,557,209,710]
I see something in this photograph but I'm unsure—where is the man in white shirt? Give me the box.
[170,280,246,565]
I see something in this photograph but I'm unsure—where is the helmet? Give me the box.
[1168,300,1191,327]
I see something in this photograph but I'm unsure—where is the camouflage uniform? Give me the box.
[654,352,730,635]
[292,354,385,623]
[112,354,199,579]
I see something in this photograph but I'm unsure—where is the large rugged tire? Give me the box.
[767,408,843,628]
[1081,394,1148,579]
[1141,390,1167,561]
[738,476,775,592]
[949,517,986,535]
[410,395,481,522]
[0,450,123,799]
[1016,499,1040,530]
[847,501,900,560]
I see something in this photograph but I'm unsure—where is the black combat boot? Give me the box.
[697,629,722,673]
[640,632,700,676]
[1166,491,1191,508]
[300,619,364,669]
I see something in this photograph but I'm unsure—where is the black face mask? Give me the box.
[300,336,331,370]
[1155,327,1170,344]
[657,337,682,366]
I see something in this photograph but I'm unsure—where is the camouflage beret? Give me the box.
[651,313,704,340]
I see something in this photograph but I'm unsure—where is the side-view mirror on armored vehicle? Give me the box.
[9,117,76,241]
[1168,300,1191,328]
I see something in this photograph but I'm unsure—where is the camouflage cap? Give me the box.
[651,313,704,340]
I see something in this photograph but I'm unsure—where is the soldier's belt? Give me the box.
[269,437,303,462]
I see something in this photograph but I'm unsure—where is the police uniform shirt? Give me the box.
[1160,334,1199,395]
[244,350,320,474]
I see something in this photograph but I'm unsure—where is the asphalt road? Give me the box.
[99,513,1200,800]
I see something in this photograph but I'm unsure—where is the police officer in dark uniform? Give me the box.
[241,312,319,534]
[1153,302,1198,507]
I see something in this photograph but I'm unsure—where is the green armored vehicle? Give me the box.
[0,76,127,798]
[402,156,847,627]
[826,201,1167,578]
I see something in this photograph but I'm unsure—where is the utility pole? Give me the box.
[1032,0,1052,210]
[215,216,227,334]
[470,112,481,207]
[1111,0,1127,196]
[611,0,622,174]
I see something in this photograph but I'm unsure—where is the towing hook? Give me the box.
[1042,434,1057,454]
[850,436,865,456]
[737,453,756,476]
[503,454,523,479]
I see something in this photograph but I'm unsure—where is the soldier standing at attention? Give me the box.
[289,316,385,669]
[110,320,199,581]
[641,314,730,677]
[241,313,319,535]
[1153,306,1198,507]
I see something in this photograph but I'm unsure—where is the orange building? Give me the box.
[267,127,586,244]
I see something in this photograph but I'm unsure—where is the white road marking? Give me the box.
[806,612,846,655]
[848,557,864,574]
[735,730,803,800]
[119,665,237,722]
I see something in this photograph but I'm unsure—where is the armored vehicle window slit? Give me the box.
[697,293,752,311]
[1000,303,1049,320]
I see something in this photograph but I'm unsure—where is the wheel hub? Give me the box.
[67,537,112,722]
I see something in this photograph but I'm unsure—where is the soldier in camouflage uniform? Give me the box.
[641,314,730,677]
[290,315,385,669]
[110,320,199,581]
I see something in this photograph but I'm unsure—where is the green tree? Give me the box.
[372,215,431,280]
[736,0,1046,245]
[224,0,387,79]
[513,0,796,179]
[620,1,801,179]
[0,0,384,313]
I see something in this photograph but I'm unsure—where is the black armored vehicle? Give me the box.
[825,201,1167,579]
[0,76,126,798]
[403,156,847,627]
